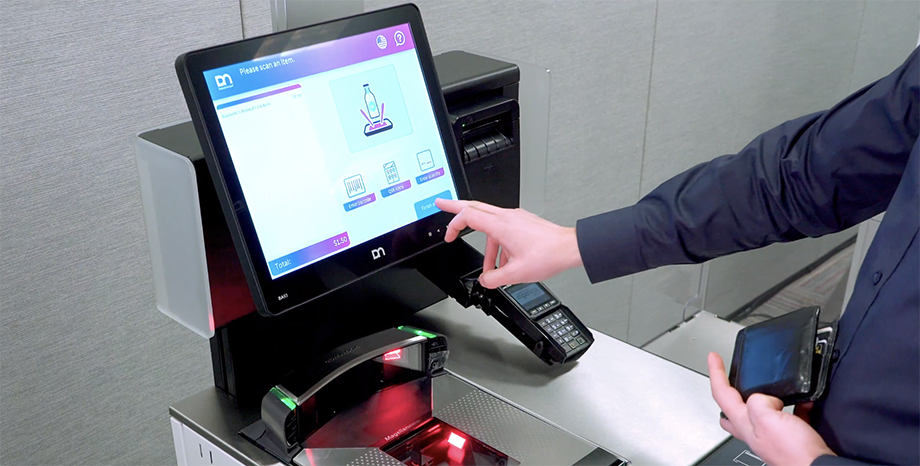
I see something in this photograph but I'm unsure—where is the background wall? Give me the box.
[0,1,243,464]
[1,1,917,465]
[355,0,919,346]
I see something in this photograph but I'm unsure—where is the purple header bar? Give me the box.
[205,24,416,101]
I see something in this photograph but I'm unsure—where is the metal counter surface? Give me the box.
[407,299,731,465]
[171,298,730,466]
[169,375,623,466]
[171,387,279,466]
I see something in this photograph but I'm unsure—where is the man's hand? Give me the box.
[434,199,582,288]
[708,353,835,466]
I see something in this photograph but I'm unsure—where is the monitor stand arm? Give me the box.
[415,241,549,362]
[414,240,485,307]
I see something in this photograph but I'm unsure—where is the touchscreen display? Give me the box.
[738,325,801,391]
[202,24,457,279]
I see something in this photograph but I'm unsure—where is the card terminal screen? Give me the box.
[504,283,553,313]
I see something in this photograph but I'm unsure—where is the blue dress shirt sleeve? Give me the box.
[811,454,872,466]
[577,47,919,283]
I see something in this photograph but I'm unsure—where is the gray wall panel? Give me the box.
[2,2,917,464]
[366,0,658,339]
[628,264,703,346]
[848,0,920,92]
[701,1,918,318]
[0,1,242,464]
[642,0,864,197]
[366,0,916,344]
[704,229,855,319]
[640,0,866,326]
[241,0,274,37]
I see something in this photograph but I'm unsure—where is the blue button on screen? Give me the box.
[414,190,452,220]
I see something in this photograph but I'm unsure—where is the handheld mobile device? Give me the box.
[729,306,837,405]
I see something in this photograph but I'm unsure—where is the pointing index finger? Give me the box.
[434,198,467,214]
[444,205,499,242]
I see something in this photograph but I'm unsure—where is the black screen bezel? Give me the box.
[175,4,471,317]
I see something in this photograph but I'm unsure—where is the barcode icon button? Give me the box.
[344,174,366,198]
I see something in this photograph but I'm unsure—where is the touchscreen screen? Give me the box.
[738,325,801,391]
[202,24,457,279]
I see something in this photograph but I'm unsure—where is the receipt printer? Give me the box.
[436,51,521,209]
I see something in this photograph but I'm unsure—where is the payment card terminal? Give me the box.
[461,272,594,365]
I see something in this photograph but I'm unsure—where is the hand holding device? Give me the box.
[727,306,836,405]
[708,352,837,466]
[435,199,582,289]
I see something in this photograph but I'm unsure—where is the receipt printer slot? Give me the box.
[453,96,520,210]
[436,51,521,209]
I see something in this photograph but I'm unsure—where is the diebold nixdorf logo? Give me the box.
[215,74,233,89]
[371,247,386,260]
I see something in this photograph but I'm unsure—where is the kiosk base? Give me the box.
[171,373,626,466]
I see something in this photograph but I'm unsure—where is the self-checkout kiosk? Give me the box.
[137,40,625,465]
[136,6,737,466]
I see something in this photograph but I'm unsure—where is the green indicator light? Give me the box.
[270,387,296,410]
[397,325,437,339]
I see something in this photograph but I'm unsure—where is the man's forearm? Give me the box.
[577,47,918,284]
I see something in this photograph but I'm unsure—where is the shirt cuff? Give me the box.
[811,454,869,466]
[575,206,649,283]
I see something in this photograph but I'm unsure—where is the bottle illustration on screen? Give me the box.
[360,83,393,136]
[364,84,380,123]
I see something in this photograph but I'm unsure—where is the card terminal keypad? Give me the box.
[538,310,588,352]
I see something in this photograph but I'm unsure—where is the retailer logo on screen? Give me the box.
[215,74,233,90]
